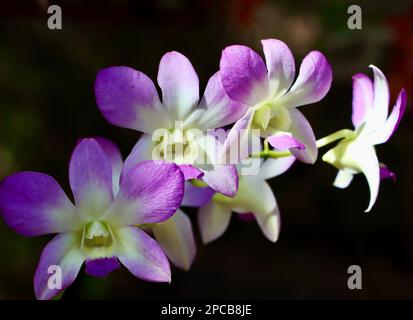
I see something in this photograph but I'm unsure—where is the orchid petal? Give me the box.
[152,210,196,271]
[220,45,270,106]
[93,137,124,196]
[279,51,332,108]
[106,161,184,226]
[95,66,170,134]
[220,108,257,163]
[288,108,318,164]
[201,165,238,197]
[362,65,390,133]
[380,164,396,182]
[69,138,113,218]
[365,89,407,145]
[333,170,354,189]
[198,201,232,244]
[178,164,204,180]
[157,51,199,120]
[267,134,305,151]
[85,257,120,278]
[261,39,295,97]
[121,134,154,180]
[181,182,215,207]
[198,71,248,129]
[258,156,295,180]
[0,172,80,236]
[351,73,374,128]
[116,226,171,282]
[34,233,84,300]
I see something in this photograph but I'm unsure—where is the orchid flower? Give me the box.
[219,39,332,164]
[197,156,295,243]
[0,138,186,300]
[95,51,247,197]
[322,65,407,212]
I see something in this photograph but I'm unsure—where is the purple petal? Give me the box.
[352,73,374,128]
[280,51,332,108]
[157,51,199,120]
[380,164,396,182]
[85,257,120,278]
[365,88,407,145]
[198,71,248,129]
[201,165,238,197]
[220,45,270,106]
[288,108,318,164]
[117,226,171,282]
[261,39,295,96]
[0,172,79,236]
[34,233,84,300]
[106,160,184,226]
[220,108,256,163]
[181,182,215,207]
[92,137,124,195]
[69,138,113,214]
[95,66,170,134]
[267,134,305,150]
[178,164,204,180]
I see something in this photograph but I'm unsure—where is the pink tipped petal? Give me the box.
[69,139,113,216]
[364,65,390,132]
[220,108,256,163]
[380,166,396,182]
[93,137,124,195]
[261,39,296,97]
[157,51,199,120]
[34,233,85,300]
[267,134,305,150]
[287,108,318,164]
[201,165,238,197]
[85,257,120,278]
[116,226,171,282]
[280,51,332,108]
[220,45,270,106]
[95,66,170,134]
[258,156,295,180]
[365,89,407,145]
[152,210,196,271]
[198,72,248,129]
[178,164,204,180]
[106,161,184,226]
[121,134,154,181]
[198,201,232,244]
[181,182,215,207]
[0,172,79,236]
[352,73,374,128]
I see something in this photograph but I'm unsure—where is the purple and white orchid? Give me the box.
[0,138,186,299]
[95,51,247,197]
[198,156,295,243]
[219,39,332,163]
[322,65,407,212]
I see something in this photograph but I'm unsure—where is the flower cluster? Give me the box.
[0,39,407,299]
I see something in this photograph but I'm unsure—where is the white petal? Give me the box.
[198,201,232,244]
[152,210,196,271]
[333,170,354,189]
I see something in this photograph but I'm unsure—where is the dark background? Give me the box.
[0,0,412,299]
